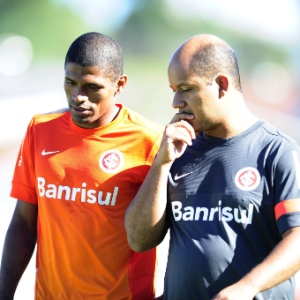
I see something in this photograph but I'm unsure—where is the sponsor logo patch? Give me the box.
[235,167,260,191]
[99,150,124,173]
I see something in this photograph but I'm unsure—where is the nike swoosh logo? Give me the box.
[174,172,193,181]
[41,149,60,156]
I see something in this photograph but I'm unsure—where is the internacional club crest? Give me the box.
[99,150,124,173]
[235,167,261,191]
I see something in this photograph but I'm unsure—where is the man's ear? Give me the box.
[115,74,128,94]
[216,75,228,98]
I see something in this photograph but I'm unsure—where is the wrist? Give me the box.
[154,152,174,170]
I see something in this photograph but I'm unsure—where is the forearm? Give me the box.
[212,228,300,300]
[125,118,195,252]
[125,159,171,252]
[242,228,300,294]
[0,219,37,299]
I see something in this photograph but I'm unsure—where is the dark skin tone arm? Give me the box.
[212,226,300,300]
[0,201,38,300]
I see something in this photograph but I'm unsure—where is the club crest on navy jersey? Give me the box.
[235,167,261,191]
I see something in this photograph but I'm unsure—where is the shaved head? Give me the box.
[170,34,242,92]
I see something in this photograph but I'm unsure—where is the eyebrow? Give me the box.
[170,81,192,89]
[177,80,191,86]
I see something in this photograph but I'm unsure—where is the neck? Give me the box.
[205,99,259,139]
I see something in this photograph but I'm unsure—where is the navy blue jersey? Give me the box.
[165,120,300,300]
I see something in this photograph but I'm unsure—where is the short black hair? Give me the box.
[65,32,123,82]
[190,43,242,92]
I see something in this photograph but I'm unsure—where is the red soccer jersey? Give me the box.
[10,104,163,300]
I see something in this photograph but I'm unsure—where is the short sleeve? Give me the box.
[10,118,38,204]
[274,143,300,234]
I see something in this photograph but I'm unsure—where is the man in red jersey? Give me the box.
[0,32,163,300]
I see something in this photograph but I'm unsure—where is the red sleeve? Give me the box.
[129,248,157,300]
[10,118,37,204]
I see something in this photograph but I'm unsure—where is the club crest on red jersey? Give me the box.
[235,167,261,191]
[99,150,124,173]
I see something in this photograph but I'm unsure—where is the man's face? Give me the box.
[168,59,222,136]
[64,62,121,129]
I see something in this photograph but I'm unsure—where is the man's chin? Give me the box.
[72,116,94,128]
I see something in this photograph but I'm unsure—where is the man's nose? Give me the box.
[172,92,185,109]
[73,87,88,103]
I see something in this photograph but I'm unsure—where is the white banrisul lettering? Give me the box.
[247,203,254,224]
[81,182,87,202]
[38,177,45,196]
[45,184,56,198]
[97,187,119,206]
[171,200,254,225]
[234,208,247,223]
[209,207,218,221]
[110,187,119,206]
[71,188,80,201]
[37,176,119,206]
[57,185,71,200]
[98,191,111,205]
[222,207,233,221]
[172,201,182,221]
[218,200,222,220]
[87,190,96,204]
[195,207,209,221]
[183,206,194,221]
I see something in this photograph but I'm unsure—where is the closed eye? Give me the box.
[170,84,192,93]
[170,88,191,93]
[87,84,102,91]
[65,78,76,85]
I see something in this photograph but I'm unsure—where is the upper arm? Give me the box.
[0,201,38,294]
[273,144,300,235]
[281,226,300,239]
[10,200,38,233]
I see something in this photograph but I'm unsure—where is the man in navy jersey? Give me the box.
[125,34,300,300]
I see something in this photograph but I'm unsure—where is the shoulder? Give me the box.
[30,109,69,126]
[256,122,300,165]
[259,121,298,147]
[122,106,164,135]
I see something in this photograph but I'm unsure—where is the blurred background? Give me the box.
[0,0,299,298]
